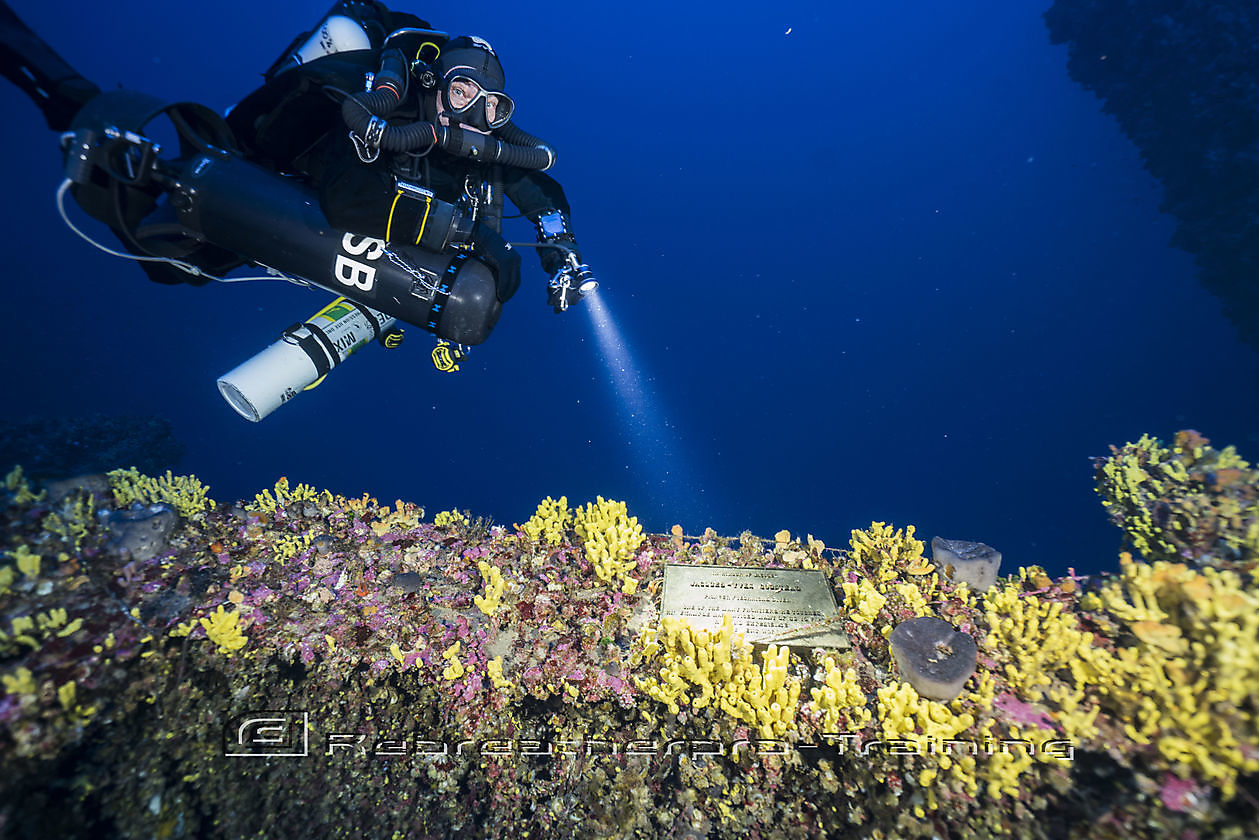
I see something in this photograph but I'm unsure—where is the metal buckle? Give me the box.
[349,116,387,163]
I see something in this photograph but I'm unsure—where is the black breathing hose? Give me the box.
[494,121,547,149]
[340,49,556,170]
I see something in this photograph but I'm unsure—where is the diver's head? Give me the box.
[434,35,514,132]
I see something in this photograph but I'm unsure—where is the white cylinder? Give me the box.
[217,298,393,422]
[217,339,321,422]
[292,15,372,66]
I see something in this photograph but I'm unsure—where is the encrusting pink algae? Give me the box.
[0,430,1255,838]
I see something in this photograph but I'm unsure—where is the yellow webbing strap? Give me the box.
[385,190,434,245]
[414,194,433,245]
[386,191,403,242]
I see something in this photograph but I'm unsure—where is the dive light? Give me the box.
[548,252,598,312]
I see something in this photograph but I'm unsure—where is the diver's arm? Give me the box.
[501,168,572,219]
[501,168,581,275]
[502,167,596,312]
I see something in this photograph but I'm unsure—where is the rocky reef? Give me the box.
[0,432,1256,839]
[1043,0,1259,356]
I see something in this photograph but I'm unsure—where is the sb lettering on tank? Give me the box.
[334,233,386,292]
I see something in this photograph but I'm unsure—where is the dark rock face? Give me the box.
[1044,1,1259,354]
[44,474,112,506]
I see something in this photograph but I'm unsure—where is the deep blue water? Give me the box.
[1,0,1255,579]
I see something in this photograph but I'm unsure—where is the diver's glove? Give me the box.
[547,253,598,313]
[539,235,579,275]
[535,209,580,274]
[534,209,595,312]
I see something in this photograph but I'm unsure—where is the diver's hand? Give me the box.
[547,256,597,313]
[538,235,580,276]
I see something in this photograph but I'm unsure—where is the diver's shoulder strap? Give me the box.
[229,53,378,168]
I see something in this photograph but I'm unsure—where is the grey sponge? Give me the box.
[102,503,178,562]
[931,537,1002,592]
[888,616,978,701]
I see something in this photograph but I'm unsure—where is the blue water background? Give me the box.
[1,0,1254,578]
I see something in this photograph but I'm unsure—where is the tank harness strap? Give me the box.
[282,323,337,377]
[385,190,406,241]
[387,179,475,252]
[415,195,433,245]
[338,297,385,340]
[387,179,437,245]
[386,190,434,246]
[426,253,466,332]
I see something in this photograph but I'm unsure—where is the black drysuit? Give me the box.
[225,6,576,303]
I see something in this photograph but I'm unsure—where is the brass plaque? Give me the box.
[661,564,849,650]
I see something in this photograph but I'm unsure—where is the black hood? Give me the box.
[434,35,505,92]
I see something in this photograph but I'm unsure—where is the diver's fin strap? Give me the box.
[380,327,405,349]
[431,340,463,371]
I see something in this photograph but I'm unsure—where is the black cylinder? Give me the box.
[173,150,501,344]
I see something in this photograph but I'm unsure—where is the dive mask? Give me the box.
[444,74,514,130]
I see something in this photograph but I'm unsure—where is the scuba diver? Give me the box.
[0,1,597,421]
